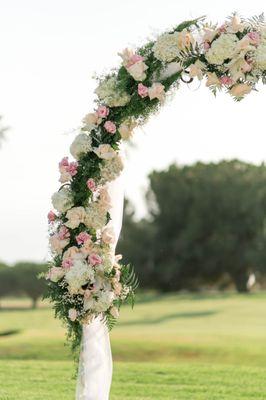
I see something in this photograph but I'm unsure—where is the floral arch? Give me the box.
[45,14,266,353]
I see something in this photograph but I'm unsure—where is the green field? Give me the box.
[0,293,266,399]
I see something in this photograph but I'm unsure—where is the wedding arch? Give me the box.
[45,13,266,361]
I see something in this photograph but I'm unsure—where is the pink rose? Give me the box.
[220,76,234,86]
[97,105,109,118]
[66,161,78,177]
[203,42,210,50]
[62,258,73,270]
[247,31,260,45]
[86,178,96,191]
[48,210,56,223]
[68,308,77,322]
[88,253,102,266]
[104,121,116,134]
[138,83,148,98]
[58,225,70,240]
[76,232,92,245]
[59,157,69,169]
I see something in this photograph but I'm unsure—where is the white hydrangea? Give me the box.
[254,41,266,71]
[84,202,108,230]
[95,76,131,107]
[100,153,124,184]
[65,260,95,294]
[205,33,238,65]
[153,32,181,62]
[94,290,115,312]
[51,187,74,213]
[70,133,92,160]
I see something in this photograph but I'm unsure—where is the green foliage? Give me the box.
[0,262,47,307]
[13,262,47,308]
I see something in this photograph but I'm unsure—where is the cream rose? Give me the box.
[230,83,252,98]
[82,113,102,131]
[148,82,165,102]
[127,61,148,81]
[65,206,87,229]
[102,227,116,245]
[93,144,116,160]
[118,120,136,140]
[49,235,70,255]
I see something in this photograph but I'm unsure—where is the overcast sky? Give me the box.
[0,0,266,263]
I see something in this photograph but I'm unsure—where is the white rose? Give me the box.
[51,187,74,213]
[70,133,92,160]
[65,206,87,229]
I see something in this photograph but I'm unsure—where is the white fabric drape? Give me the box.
[76,169,125,400]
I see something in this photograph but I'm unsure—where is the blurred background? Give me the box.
[1,1,266,399]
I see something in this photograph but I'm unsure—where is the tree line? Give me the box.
[0,262,46,308]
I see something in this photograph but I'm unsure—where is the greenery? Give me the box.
[0,262,46,308]
[1,293,266,399]
[118,160,266,293]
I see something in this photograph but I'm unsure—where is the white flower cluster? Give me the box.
[255,40,266,71]
[65,259,95,294]
[95,76,131,107]
[153,29,194,62]
[70,133,92,160]
[51,187,74,213]
[153,32,181,62]
[100,153,124,184]
[205,34,238,65]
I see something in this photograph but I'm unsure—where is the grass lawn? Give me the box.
[0,292,266,399]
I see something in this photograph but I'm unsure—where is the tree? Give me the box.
[147,160,266,292]
[12,262,47,308]
[0,263,17,306]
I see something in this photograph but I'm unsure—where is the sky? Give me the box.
[0,0,266,264]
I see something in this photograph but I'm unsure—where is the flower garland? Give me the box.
[45,13,266,355]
